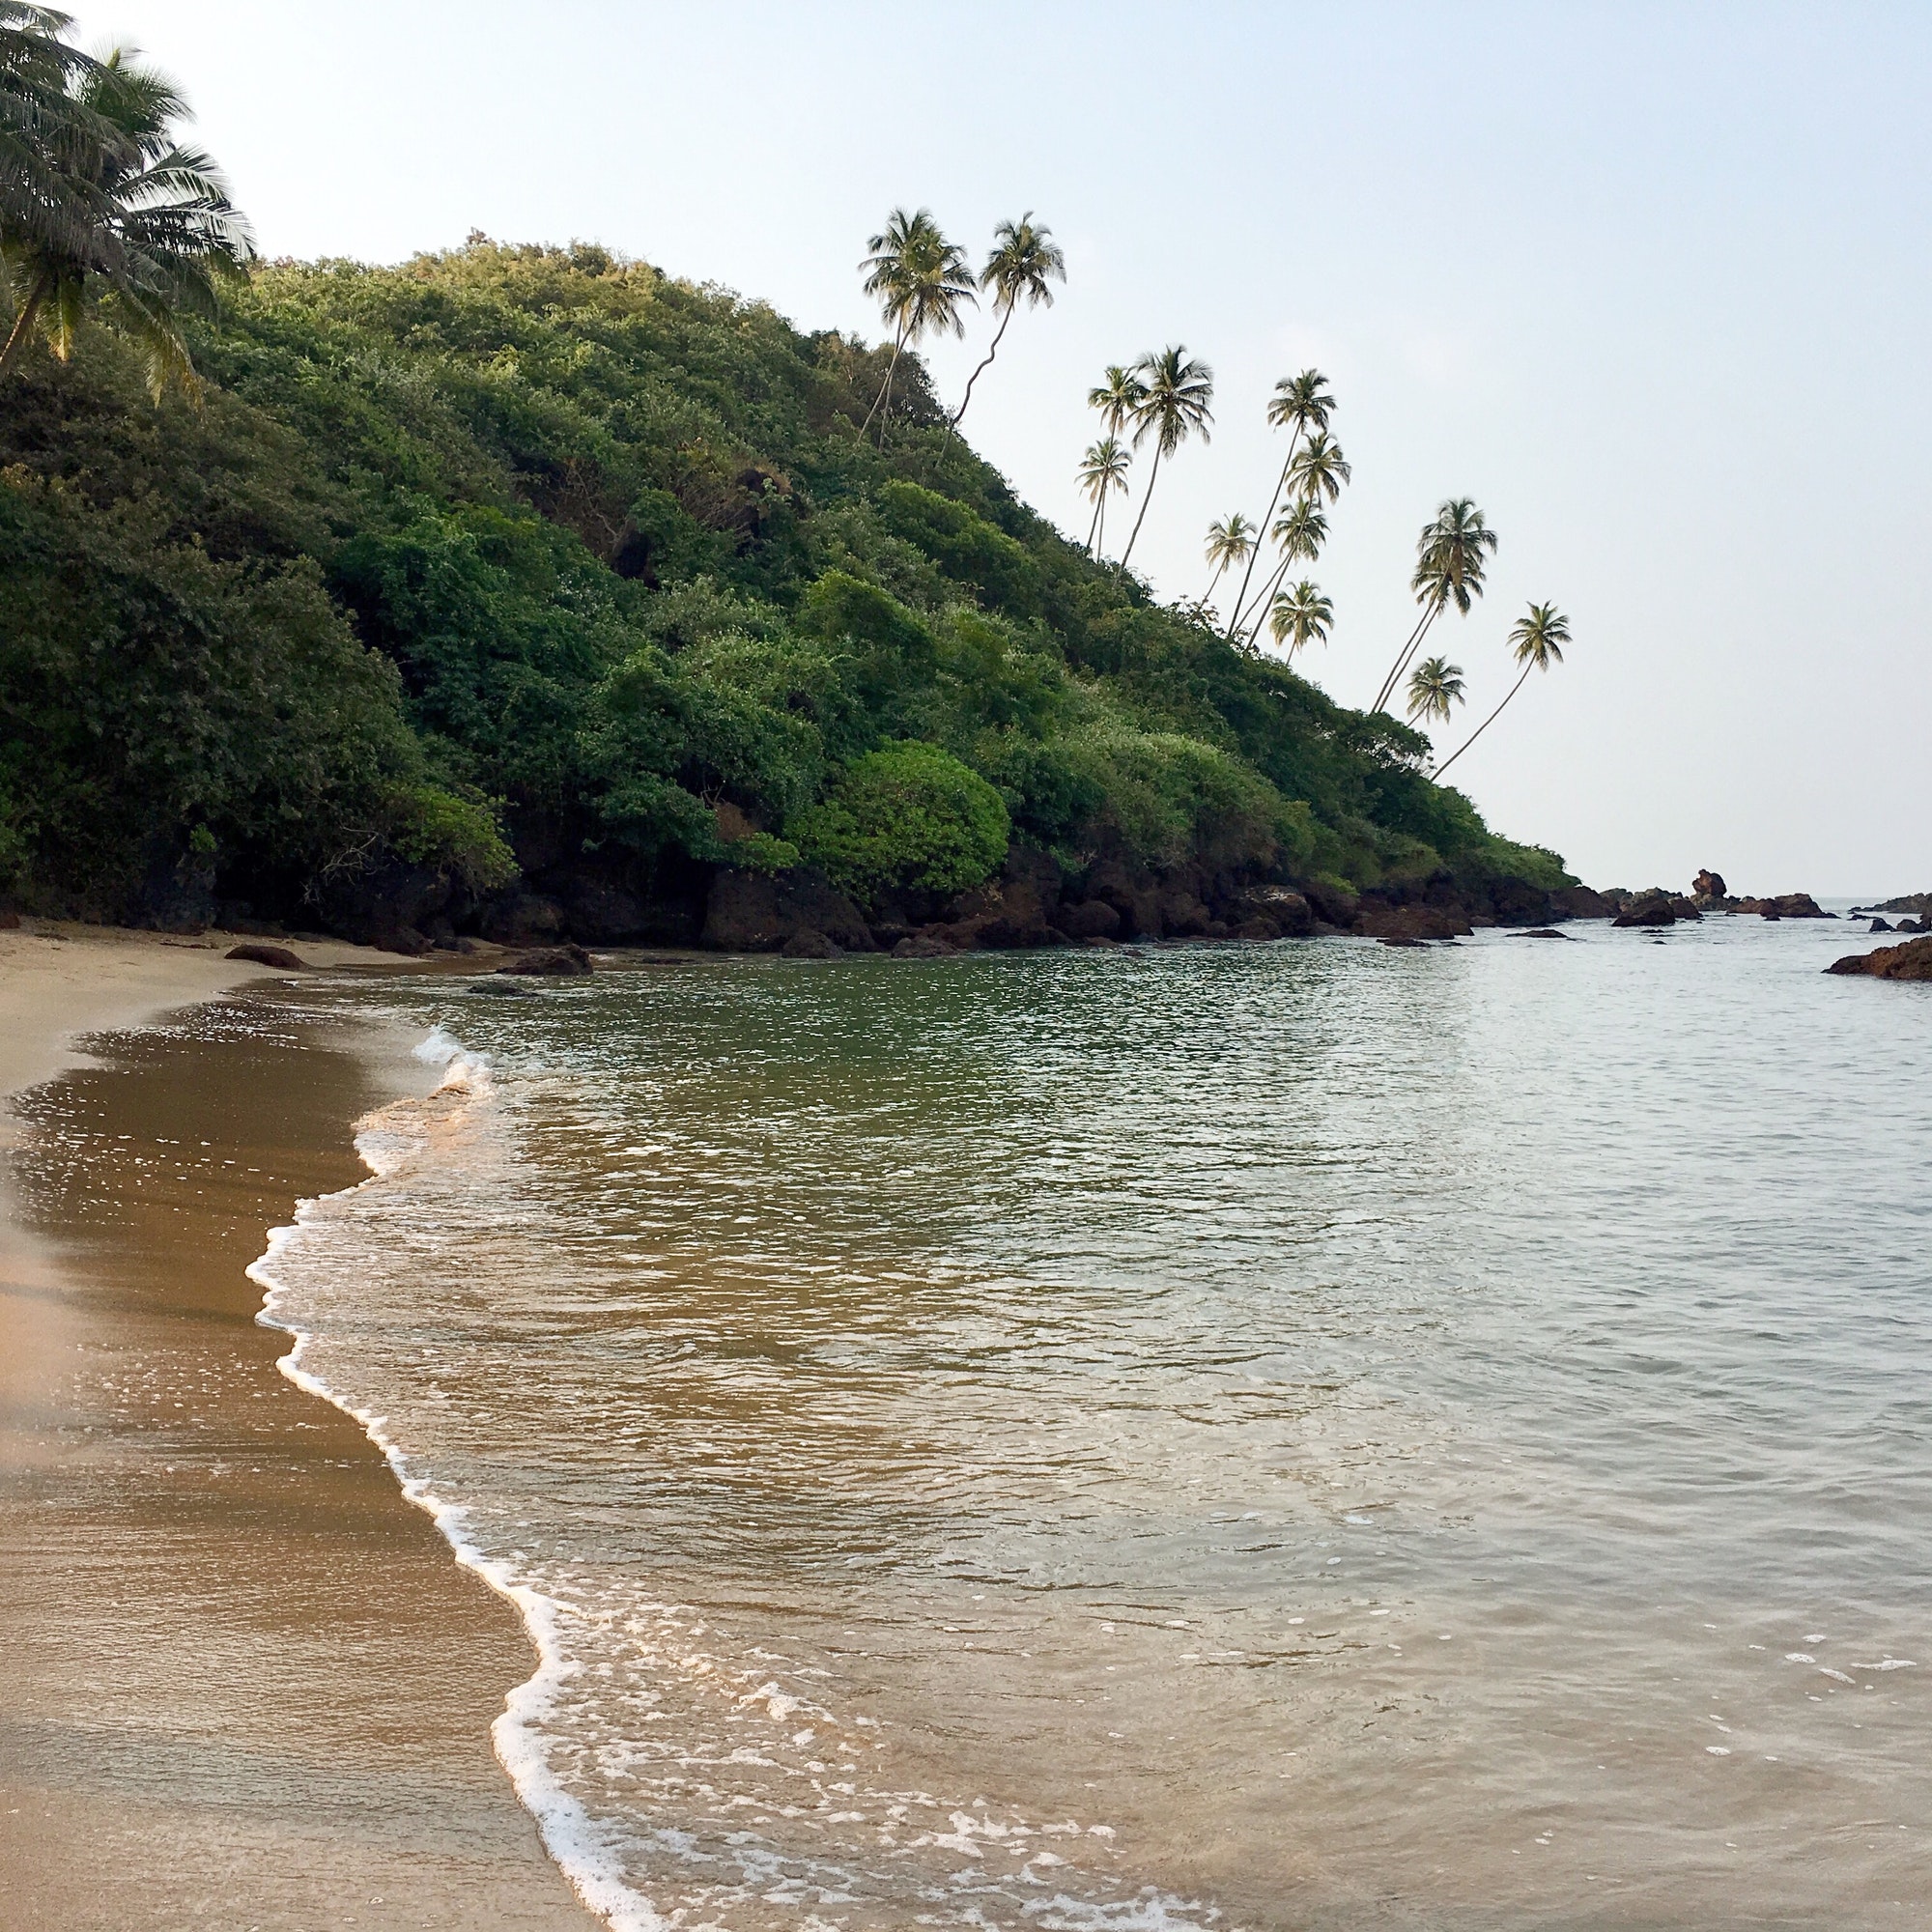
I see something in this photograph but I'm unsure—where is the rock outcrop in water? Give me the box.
[1825,935,1932,981]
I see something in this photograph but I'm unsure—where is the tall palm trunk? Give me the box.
[952,301,1011,431]
[859,324,907,439]
[1236,547,1296,642]
[1117,442,1165,569]
[1434,661,1532,778]
[0,270,52,379]
[1226,431,1302,640]
[1374,599,1443,714]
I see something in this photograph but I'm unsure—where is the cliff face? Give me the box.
[0,242,1577,947]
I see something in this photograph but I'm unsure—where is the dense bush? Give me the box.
[790,742,1010,903]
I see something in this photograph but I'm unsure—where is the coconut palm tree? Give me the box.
[952,211,1064,430]
[1202,512,1255,606]
[1232,440,1348,641]
[1,7,106,286]
[1267,580,1334,661]
[1118,344,1213,570]
[1372,497,1498,715]
[1227,369,1333,638]
[1088,361,1146,440]
[1,40,253,397]
[1406,655,1466,727]
[1435,602,1570,779]
[1078,434,1131,555]
[858,206,977,441]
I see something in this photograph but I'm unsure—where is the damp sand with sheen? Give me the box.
[252,920,1932,1930]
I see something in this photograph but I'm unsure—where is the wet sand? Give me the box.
[0,925,591,1928]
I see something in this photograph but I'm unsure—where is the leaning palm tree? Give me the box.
[952,211,1065,430]
[1372,497,1498,714]
[1,40,253,397]
[1118,344,1213,570]
[1201,512,1255,606]
[1231,439,1349,641]
[1267,580,1334,661]
[858,207,977,440]
[1435,603,1570,779]
[1227,369,1333,639]
[1,6,106,283]
[1078,434,1131,555]
[1406,655,1466,728]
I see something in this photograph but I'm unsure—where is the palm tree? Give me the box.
[858,207,977,441]
[1231,440,1348,641]
[1078,435,1131,555]
[1118,344,1213,570]
[1227,369,1333,639]
[1,7,106,287]
[1,38,252,397]
[1201,512,1255,606]
[952,211,1064,430]
[1435,602,1570,779]
[1406,655,1465,727]
[1088,361,1146,440]
[1372,497,1498,715]
[1267,580,1334,661]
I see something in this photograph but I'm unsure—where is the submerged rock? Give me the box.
[497,943,594,977]
[1825,935,1932,981]
[780,926,840,958]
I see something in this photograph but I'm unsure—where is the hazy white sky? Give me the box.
[82,2,1931,893]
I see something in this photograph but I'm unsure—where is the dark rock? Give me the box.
[1870,919,1894,933]
[702,870,876,952]
[1300,879,1361,928]
[1054,899,1122,942]
[1869,893,1932,917]
[0,909,19,930]
[479,892,565,947]
[1826,936,1932,980]
[1232,917,1281,941]
[1231,886,1314,937]
[780,927,840,959]
[373,928,433,957]
[497,943,594,978]
[1524,928,1575,940]
[1553,886,1615,920]
[1692,868,1727,901]
[451,935,492,955]
[1614,895,1680,928]
[893,930,959,959]
[1737,893,1830,920]
[1378,935,1428,949]
[556,880,652,944]
[1357,903,1474,941]
[225,943,308,971]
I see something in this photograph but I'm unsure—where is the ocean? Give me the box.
[250,916,1932,1929]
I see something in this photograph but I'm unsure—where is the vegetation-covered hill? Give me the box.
[0,239,1579,948]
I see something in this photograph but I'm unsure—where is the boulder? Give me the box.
[1693,868,1728,901]
[1738,893,1831,920]
[497,943,594,978]
[373,928,434,956]
[1300,879,1361,928]
[1870,919,1894,933]
[1553,886,1615,920]
[780,926,840,959]
[701,869,875,952]
[1614,898,1678,927]
[893,930,959,959]
[1523,928,1575,940]
[1054,899,1122,942]
[1230,886,1315,938]
[1825,935,1932,981]
[1378,935,1428,949]
[225,943,308,971]
[1357,903,1473,941]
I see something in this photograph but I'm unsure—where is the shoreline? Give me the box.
[0,923,595,1928]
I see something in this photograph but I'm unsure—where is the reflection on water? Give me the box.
[264,920,1932,1928]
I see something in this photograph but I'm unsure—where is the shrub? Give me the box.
[789,741,1009,903]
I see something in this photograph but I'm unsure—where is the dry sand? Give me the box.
[0,923,593,1928]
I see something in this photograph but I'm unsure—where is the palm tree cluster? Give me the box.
[1,5,253,398]
[854,197,1575,782]
[859,205,1065,444]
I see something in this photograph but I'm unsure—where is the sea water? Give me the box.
[250,916,1932,1929]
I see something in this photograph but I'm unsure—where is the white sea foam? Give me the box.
[248,1029,671,1932]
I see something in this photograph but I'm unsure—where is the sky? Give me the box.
[79,1,1932,893]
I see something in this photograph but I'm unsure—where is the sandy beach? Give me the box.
[0,923,591,1929]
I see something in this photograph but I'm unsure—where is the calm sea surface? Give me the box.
[257,916,1932,1929]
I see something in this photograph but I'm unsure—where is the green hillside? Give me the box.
[0,239,1577,947]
